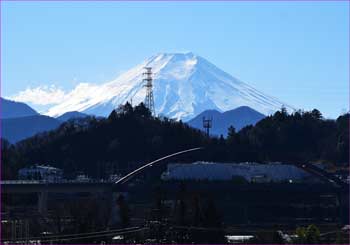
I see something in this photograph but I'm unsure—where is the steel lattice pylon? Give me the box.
[143,67,155,116]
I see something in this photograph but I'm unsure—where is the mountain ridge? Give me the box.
[188,106,266,136]
[56,111,89,122]
[1,97,38,119]
[1,115,61,143]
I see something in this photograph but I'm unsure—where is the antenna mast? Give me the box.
[202,116,213,137]
[143,67,155,116]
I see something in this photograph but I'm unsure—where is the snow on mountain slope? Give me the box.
[45,52,293,121]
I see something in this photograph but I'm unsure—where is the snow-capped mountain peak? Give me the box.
[45,52,293,120]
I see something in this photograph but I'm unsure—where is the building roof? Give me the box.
[162,161,313,182]
[19,165,62,172]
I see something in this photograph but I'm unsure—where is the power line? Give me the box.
[1,226,141,243]
[39,227,147,242]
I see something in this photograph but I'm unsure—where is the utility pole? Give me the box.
[143,67,155,116]
[202,116,212,137]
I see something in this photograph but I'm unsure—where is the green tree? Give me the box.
[305,224,320,244]
[294,226,307,243]
[294,225,320,244]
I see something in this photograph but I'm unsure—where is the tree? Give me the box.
[293,225,320,244]
[294,226,307,244]
[227,126,236,141]
[305,224,320,244]
[115,102,134,116]
[311,109,322,120]
[108,110,118,120]
[134,102,152,118]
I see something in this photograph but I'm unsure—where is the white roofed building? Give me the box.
[18,165,63,182]
[161,162,316,183]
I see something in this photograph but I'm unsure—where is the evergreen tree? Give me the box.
[305,224,320,244]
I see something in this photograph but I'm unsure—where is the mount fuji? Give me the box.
[45,52,293,121]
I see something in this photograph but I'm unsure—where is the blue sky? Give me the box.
[1,1,349,118]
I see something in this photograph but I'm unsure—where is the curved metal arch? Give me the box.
[115,147,203,185]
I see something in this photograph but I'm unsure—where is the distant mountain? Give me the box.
[1,97,38,118]
[1,115,61,143]
[56,111,89,122]
[45,52,293,120]
[188,106,265,136]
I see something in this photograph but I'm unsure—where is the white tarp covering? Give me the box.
[161,162,313,182]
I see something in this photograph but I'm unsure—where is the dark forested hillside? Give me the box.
[222,108,349,164]
[1,103,207,179]
[1,104,348,180]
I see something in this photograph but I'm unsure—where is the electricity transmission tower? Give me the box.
[143,67,155,116]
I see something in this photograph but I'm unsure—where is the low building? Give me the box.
[18,165,63,182]
[109,174,122,182]
[75,173,91,182]
[161,162,317,183]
